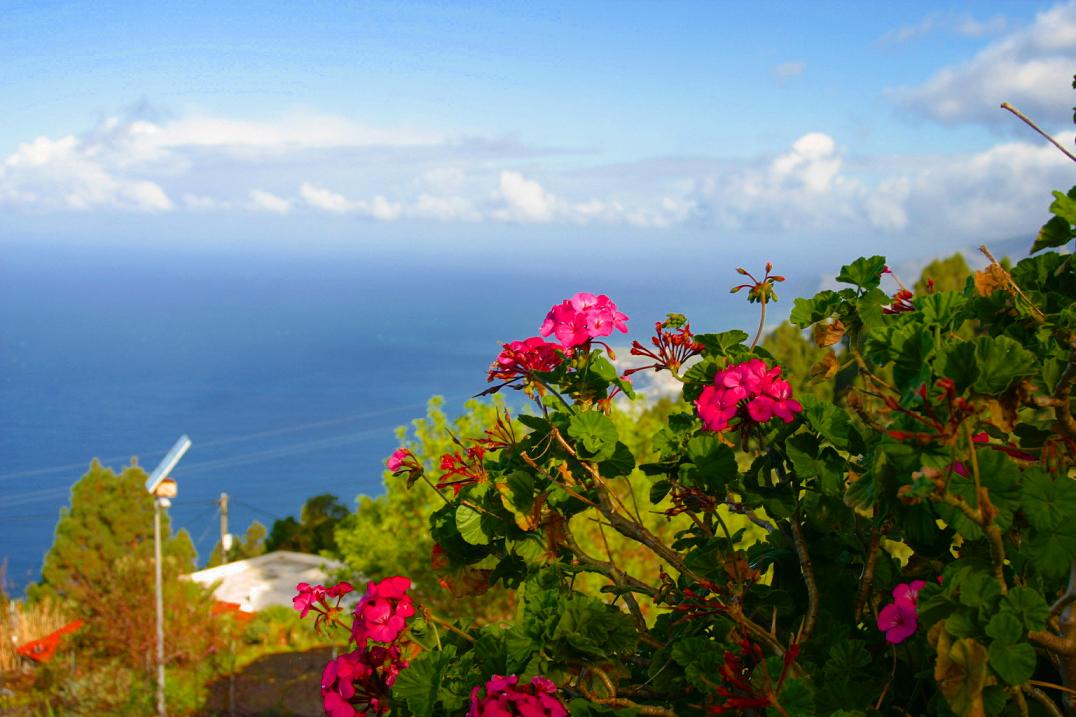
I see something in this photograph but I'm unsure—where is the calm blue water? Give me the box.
[0,232,821,593]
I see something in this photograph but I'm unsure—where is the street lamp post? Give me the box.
[146,436,191,717]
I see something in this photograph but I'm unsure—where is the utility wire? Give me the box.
[0,393,472,483]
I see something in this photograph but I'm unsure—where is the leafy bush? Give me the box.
[297,184,1076,717]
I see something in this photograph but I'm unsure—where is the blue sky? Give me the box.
[1,0,1074,262]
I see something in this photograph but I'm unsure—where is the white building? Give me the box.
[186,550,355,612]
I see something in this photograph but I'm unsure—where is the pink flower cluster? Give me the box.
[487,337,565,383]
[352,576,415,645]
[293,581,354,633]
[876,580,926,644]
[540,292,628,350]
[322,644,407,717]
[468,675,567,717]
[695,359,803,433]
[386,448,423,485]
[294,577,415,716]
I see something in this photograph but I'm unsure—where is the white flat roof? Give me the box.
[187,550,356,612]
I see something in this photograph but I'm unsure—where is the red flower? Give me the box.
[487,337,565,384]
[624,319,704,377]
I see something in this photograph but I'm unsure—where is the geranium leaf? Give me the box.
[988,641,1036,686]
[567,411,618,461]
[455,504,490,545]
[973,336,1037,395]
[836,256,887,290]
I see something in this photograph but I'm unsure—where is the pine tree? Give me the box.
[36,459,195,606]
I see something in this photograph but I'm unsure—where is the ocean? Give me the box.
[0,232,817,593]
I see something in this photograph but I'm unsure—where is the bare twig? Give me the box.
[1001,102,1076,163]
[789,518,819,642]
[1024,684,1065,717]
[855,521,882,621]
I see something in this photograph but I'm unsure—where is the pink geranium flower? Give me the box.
[695,359,803,433]
[539,293,628,350]
[321,645,407,716]
[876,579,929,644]
[352,576,415,645]
[469,674,567,717]
[293,582,327,618]
[386,448,409,473]
[892,580,926,605]
[877,598,919,644]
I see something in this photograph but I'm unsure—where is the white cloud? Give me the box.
[690,131,1072,247]
[157,111,441,151]
[771,61,806,82]
[247,189,292,214]
[182,193,229,211]
[300,182,356,213]
[0,132,174,212]
[410,194,482,222]
[493,171,557,222]
[881,12,1009,44]
[299,182,403,221]
[891,1,1076,128]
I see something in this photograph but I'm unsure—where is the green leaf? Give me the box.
[973,336,1037,395]
[1049,188,1076,225]
[590,355,618,382]
[773,678,816,717]
[649,480,672,504]
[801,397,852,450]
[1032,215,1074,254]
[505,470,535,513]
[391,648,454,716]
[455,504,490,545]
[695,330,749,355]
[985,613,1023,645]
[916,291,968,328]
[685,435,737,491]
[957,570,1001,609]
[567,411,618,461]
[1020,468,1076,532]
[836,256,887,290]
[988,641,1036,686]
[1026,522,1076,580]
[946,610,977,638]
[934,341,978,392]
[999,587,1049,632]
[790,291,841,328]
[598,441,636,478]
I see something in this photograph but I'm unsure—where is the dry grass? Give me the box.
[0,598,70,672]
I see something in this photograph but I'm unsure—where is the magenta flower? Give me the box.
[892,580,926,605]
[695,359,803,433]
[469,674,567,717]
[877,598,919,644]
[876,580,929,644]
[386,449,409,473]
[321,645,407,716]
[293,582,327,618]
[539,293,628,350]
[352,576,415,645]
